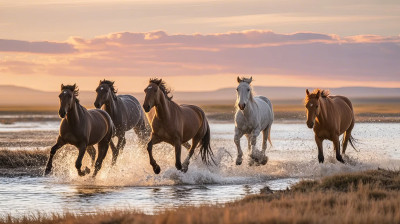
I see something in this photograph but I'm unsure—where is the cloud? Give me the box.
[1,30,400,83]
[0,39,76,54]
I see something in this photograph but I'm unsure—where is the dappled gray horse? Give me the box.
[94,80,150,165]
[234,77,274,165]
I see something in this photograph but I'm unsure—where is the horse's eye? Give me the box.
[247,89,250,92]
[316,105,319,108]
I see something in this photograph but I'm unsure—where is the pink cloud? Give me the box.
[0,39,76,54]
[1,30,399,82]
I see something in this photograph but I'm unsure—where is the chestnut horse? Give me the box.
[44,84,115,177]
[305,89,356,163]
[94,80,150,165]
[142,78,214,174]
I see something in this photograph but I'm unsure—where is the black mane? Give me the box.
[61,84,80,103]
[99,79,117,94]
[149,78,173,101]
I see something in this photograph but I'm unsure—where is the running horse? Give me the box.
[142,78,214,174]
[44,84,115,177]
[304,89,356,163]
[234,76,274,166]
[94,80,150,165]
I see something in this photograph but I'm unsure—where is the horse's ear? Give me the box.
[237,76,242,83]
[316,90,321,98]
[249,76,253,84]
[61,84,64,90]
[73,84,76,90]
[306,89,310,96]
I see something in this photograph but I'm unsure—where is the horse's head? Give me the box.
[143,78,172,112]
[305,89,321,128]
[143,81,160,113]
[59,84,78,118]
[236,76,253,110]
[94,79,116,108]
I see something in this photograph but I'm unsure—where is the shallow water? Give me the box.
[0,120,399,217]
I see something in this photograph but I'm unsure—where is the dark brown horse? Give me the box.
[142,78,214,174]
[94,80,150,165]
[305,89,356,163]
[44,84,115,177]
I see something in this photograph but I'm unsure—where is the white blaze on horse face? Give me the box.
[147,86,152,89]
[63,91,67,94]
[100,87,103,91]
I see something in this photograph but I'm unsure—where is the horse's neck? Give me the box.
[105,94,118,118]
[155,94,172,121]
[66,101,85,127]
[316,97,331,125]
[242,98,257,120]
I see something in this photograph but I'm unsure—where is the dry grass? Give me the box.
[1,169,399,224]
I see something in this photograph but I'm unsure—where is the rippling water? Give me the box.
[0,119,399,217]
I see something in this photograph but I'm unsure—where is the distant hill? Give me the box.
[0,85,399,108]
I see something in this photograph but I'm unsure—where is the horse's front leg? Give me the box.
[147,135,162,174]
[76,144,91,176]
[250,130,262,162]
[44,137,65,176]
[315,135,324,163]
[174,139,183,171]
[110,134,126,166]
[234,128,244,165]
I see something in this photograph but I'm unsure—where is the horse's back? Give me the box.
[87,109,115,144]
[254,96,274,122]
[117,94,145,129]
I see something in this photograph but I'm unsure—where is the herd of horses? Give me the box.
[44,77,356,177]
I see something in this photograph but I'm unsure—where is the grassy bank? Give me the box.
[1,169,399,224]
[0,149,48,177]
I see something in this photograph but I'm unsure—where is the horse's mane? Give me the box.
[99,79,117,94]
[309,89,330,98]
[149,78,173,101]
[304,89,330,105]
[61,84,80,103]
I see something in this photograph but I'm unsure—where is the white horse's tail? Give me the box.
[268,129,272,146]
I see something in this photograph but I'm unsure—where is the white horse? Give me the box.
[234,77,274,165]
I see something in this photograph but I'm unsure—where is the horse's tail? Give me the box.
[348,134,359,152]
[268,129,272,146]
[199,113,216,165]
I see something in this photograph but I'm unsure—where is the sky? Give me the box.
[0,0,399,92]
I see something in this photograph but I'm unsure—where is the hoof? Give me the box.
[153,164,161,174]
[78,167,90,176]
[260,156,268,165]
[318,155,324,163]
[337,156,345,164]
[175,163,182,171]
[236,157,243,165]
[44,168,51,176]
[248,158,255,166]
[181,162,189,173]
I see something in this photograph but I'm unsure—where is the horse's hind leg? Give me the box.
[76,144,91,176]
[86,145,96,167]
[110,138,119,166]
[44,137,65,175]
[182,138,200,173]
[234,128,244,165]
[333,136,344,163]
[93,141,109,177]
[342,121,354,154]
[259,126,271,165]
